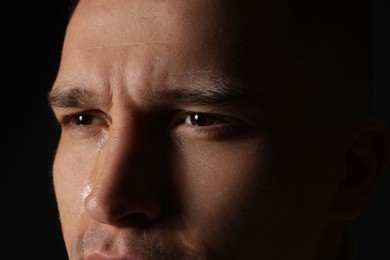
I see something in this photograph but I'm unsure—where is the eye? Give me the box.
[59,111,108,127]
[173,111,244,140]
[184,112,224,126]
[56,111,109,139]
[74,114,99,126]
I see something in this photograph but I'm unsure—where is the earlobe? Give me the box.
[330,119,390,220]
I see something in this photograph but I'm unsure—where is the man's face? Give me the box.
[50,0,345,259]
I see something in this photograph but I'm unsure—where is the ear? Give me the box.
[330,119,390,219]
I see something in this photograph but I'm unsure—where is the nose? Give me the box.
[84,118,164,225]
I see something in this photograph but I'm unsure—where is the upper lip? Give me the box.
[86,251,135,260]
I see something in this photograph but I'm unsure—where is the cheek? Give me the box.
[53,138,97,250]
[174,138,273,245]
[177,138,264,202]
[174,135,338,258]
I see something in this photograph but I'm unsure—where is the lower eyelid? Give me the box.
[174,123,237,140]
[65,124,106,140]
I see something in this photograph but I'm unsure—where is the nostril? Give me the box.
[115,213,155,227]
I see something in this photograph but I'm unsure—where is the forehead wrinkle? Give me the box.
[69,41,177,51]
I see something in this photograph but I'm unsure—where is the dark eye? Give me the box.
[75,114,95,125]
[184,113,223,126]
[57,111,109,139]
[66,113,108,127]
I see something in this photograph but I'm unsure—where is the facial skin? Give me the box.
[49,0,390,259]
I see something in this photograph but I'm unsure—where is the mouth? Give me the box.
[76,225,200,260]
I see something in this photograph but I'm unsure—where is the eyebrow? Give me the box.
[48,85,100,109]
[145,82,265,107]
[48,81,266,110]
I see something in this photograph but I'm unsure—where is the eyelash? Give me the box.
[173,112,238,139]
[57,110,109,137]
[59,111,107,126]
[183,112,226,126]
[58,110,240,139]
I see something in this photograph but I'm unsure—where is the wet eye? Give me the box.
[74,114,100,126]
[59,111,109,128]
[57,111,109,139]
[75,114,95,125]
[184,113,223,126]
[173,111,246,140]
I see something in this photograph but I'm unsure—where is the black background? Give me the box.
[1,1,388,259]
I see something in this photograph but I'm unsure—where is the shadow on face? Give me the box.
[49,1,389,260]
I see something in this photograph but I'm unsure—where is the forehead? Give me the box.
[67,0,288,58]
[61,0,293,88]
[69,0,232,48]
[54,0,326,135]
[59,0,319,106]
[61,1,231,86]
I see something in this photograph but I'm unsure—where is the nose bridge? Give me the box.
[84,114,162,224]
[102,119,139,179]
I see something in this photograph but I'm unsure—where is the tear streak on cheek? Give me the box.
[80,183,93,215]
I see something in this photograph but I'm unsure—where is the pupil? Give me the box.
[76,115,92,125]
[191,113,210,126]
